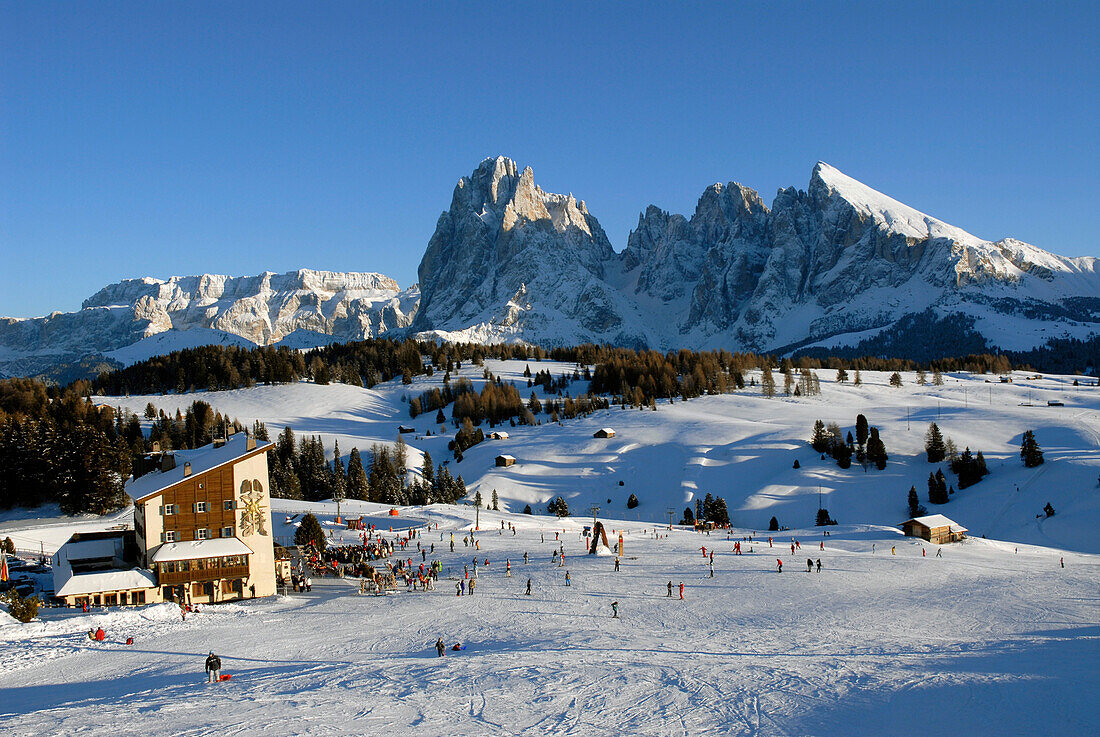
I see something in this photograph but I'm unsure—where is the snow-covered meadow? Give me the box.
[2,360,1097,735]
[1,502,1097,736]
[97,360,1100,553]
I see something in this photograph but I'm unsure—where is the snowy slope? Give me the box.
[0,502,1096,736]
[98,360,1100,555]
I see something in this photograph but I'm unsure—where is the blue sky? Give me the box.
[1,1,1097,317]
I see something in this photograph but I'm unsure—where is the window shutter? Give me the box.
[159,505,164,516]
[160,532,165,543]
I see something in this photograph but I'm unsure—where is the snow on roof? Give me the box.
[497,454,516,461]
[151,537,254,563]
[57,537,120,562]
[56,568,157,597]
[903,514,968,532]
[125,434,273,502]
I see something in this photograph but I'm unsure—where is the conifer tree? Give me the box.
[491,488,499,511]
[295,513,326,550]
[1020,430,1044,467]
[889,372,903,387]
[768,515,779,531]
[810,420,830,452]
[925,422,946,463]
[345,448,369,501]
[761,366,776,398]
[855,414,869,449]
[866,427,888,470]
[908,486,925,517]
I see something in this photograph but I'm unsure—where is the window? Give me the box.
[196,528,210,540]
[194,501,207,513]
[162,530,177,543]
[197,482,204,490]
[161,504,177,516]
[223,500,234,511]
[221,526,234,538]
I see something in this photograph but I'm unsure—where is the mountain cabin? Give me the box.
[495,454,516,467]
[594,428,616,438]
[899,514,968,544]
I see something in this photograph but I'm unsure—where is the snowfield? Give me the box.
[2,361,1097,735]
[0,503,1097,736]
[97,359,1100,554]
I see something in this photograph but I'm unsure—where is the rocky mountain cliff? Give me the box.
[3,157,1097,379]
[0,270,418,377]
[412,158,1100,355]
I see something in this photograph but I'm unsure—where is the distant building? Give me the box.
[490,431,510,440]
[594,428,616,438]
[899,515,968,544]
[496,454,516,467]
[398,425,415,434]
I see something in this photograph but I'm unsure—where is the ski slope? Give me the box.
[0,502,1096,736]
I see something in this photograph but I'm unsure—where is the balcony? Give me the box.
[158,564,250,586]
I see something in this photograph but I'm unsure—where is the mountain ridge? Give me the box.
[2,158,1097,378]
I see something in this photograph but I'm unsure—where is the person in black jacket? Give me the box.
[205,651,222,683]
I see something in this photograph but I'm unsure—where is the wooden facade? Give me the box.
[900,515,968,544]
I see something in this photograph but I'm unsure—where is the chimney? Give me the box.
[213,438,226,448]
[226,426,236,437]
[183,461,192,477]
[151,441,161,453]
[160,454,176,473]
[246,433,256,451]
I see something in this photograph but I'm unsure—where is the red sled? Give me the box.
[219,674,232,681]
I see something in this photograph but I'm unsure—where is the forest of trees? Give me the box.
[0,379,253,515]
[267,428,467,506]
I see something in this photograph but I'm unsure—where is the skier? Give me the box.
[776,559,783,573]
[891,546,895,556]
[523,551,529,565]
[455,582,461,597]
[565,571,571,586]
[436,638,446,657]
[611,601,619,619]
[936,548,942,558]
[807,558,813,572]
[816,559,822,572]
[506,560,512,577]
[468,578,475,595]
[614,558,620,572]
[1060,556,1064,568]
[667,581,673,597]
[679,582,684,600]
[205,651,221,683]
[791,544,795,555]
[95,627,106,642]
[525,578,532,596]
[819,541,824,551]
